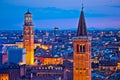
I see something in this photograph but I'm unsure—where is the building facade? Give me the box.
[0,63,20,80]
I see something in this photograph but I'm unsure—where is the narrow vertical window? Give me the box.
[77,44,79,52]
[83,45,85,52]
[80,45,82,52]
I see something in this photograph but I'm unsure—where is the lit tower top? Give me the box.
[76,4,87,37]
[24,9,33,26]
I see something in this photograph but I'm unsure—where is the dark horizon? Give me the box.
[0,27,120,31]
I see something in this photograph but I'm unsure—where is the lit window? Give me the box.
[42,67,44,69]
[45,67,47,69]
[39,67,41,69]
[25,17,28,21]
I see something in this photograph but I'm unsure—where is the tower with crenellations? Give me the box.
[23,9,34,65]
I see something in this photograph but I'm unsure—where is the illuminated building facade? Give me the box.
[3,43,51,51]
[73,6,91,80]
[0,73,9,80]
[23,9,34,65]
[42,57,63,65]
[99,60,117,72]
[25,65,64,80]
[35,56,63,65]
[0,64,20,80]
[117,62,120,70]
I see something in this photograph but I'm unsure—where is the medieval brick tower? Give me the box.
[73,6,91,80]
[23,9,34,65]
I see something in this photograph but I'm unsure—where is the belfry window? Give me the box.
[80,45,86,52]
[76,44,86,53]
[76,44,79,52]
[80,45,82,52]
[83,45,85,52]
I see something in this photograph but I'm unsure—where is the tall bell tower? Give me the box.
[73,6,91,80]
[23,9,34,65]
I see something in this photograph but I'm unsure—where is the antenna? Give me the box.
[81,0,84,10]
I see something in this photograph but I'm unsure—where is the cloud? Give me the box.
[32,7,80,19]
[2,0,120,9]
[110,5,120,8]
[1,0,120,19]
[31,7,120,20]
[0,0,120,30]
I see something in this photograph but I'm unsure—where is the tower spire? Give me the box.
[82,3,84,11]
[73,2,91,80]
[25,8,31,14]
[76,3,87,37]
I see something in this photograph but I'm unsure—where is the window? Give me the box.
[76,44,79,52]
[83,45,85,52]
[76,68,79,70]
[76,44,86,53]
[80,45,82,52]
[80,45,86,52]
